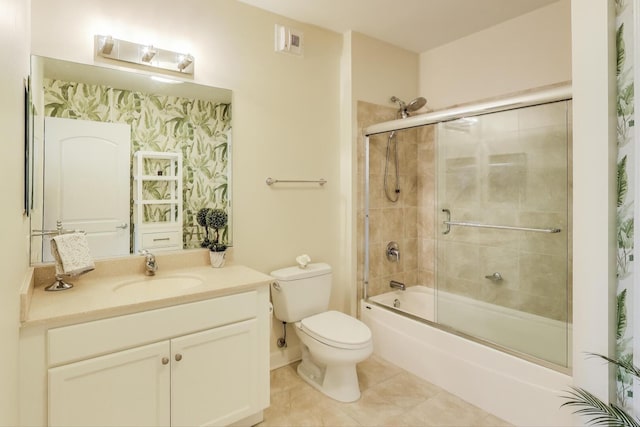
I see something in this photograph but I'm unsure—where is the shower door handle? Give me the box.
[442,209,451,234]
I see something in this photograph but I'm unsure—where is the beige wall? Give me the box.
[419,0,572,109]
[30,0,343,280]
[30,0,343,367]
[571,0,618,403]
[0,0,30,424]
[351,32,419,107]
[348,33,420,312]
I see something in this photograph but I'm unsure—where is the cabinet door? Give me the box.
[48,341,170,427]
[171,319,259,427]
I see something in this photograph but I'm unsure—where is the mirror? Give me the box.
[29,55,232,264]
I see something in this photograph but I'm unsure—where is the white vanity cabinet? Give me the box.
[170,319,259,426]
[49,341,171,426]
[22,287,270,427]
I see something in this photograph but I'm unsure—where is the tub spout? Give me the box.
[390,280,406,291]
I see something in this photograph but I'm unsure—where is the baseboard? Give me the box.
[270,343,301,370]
[229,411,263,427]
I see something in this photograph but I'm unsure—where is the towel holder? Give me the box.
[46,276,74,292]
[32,220,86,291]
[31,220,85,237]
[265,177,327,186]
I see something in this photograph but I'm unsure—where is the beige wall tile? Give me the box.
[380,208,404,243]
[357,99,570,325]
[403,207,417,238]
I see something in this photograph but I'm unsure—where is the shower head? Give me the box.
[390,96,427,118]
[407,97,427,112]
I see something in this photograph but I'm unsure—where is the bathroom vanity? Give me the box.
[18,250,271,427]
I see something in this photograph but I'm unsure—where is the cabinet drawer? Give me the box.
[141,230,181,249]
[48,291,258,366]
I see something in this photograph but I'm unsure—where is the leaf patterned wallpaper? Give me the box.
[43,78,232,250]
[615,0,635,411]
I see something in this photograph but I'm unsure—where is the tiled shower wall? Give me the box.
[436,101,572,322]
[357,98,572,323]
[356,101,436,300]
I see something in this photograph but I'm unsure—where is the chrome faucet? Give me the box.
[390,280,406,291]
[140,250,158,275]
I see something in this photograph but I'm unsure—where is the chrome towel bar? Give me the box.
[265,177,327,186]
[31,220,85,237]
[441,209,561,234]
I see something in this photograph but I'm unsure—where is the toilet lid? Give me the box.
[300,310,372,349]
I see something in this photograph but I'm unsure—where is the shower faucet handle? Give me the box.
[485,272,503,282]
[386,241,400,262]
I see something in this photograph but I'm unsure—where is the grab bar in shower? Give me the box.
[441,209,561,234]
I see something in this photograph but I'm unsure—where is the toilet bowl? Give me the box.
[270,263,373,402]
[294,310,373,402]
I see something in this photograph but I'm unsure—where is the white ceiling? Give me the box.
[237,0,559,53]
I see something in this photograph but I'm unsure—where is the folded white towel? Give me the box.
[51,233,95,277]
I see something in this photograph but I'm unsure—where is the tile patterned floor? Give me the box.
[258,356,512,427]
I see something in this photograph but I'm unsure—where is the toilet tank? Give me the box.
[270,263,332,323]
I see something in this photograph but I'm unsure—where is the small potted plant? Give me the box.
[196,207,213,247]
[206,208,228,268]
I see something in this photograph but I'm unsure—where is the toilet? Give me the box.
[270,262,373,402]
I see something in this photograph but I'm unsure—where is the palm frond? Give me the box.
[618,156,628,207]
[617,218,634,250]
[586,353,640,378]
[616,290,628,341]
[617,23,625,77]
[562,387,640,427]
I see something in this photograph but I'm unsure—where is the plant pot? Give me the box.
[209,251,226,268]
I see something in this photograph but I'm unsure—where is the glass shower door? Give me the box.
[435,101,570,367]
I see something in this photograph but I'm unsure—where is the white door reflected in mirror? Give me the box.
[43,117,131,260]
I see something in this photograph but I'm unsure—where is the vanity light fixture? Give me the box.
[99,35,115,55]
[140,45,157,63]
[95,35,195,76]
[177,54,194,72]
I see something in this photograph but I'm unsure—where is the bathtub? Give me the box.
[369,286,571,366]
[361,286,573,426]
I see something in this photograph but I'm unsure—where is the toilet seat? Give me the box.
[299,310,372,350]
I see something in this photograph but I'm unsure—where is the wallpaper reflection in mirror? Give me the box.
[44,78,231,250]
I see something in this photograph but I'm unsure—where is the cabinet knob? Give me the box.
[175,353,183,362]
[161,357,169,365]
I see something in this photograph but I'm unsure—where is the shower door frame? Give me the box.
[362,83,572,371]
[363,83,572,292]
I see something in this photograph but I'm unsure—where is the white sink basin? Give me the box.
[113,274,204,295]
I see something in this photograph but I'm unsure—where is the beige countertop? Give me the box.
[21,249,273,327]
